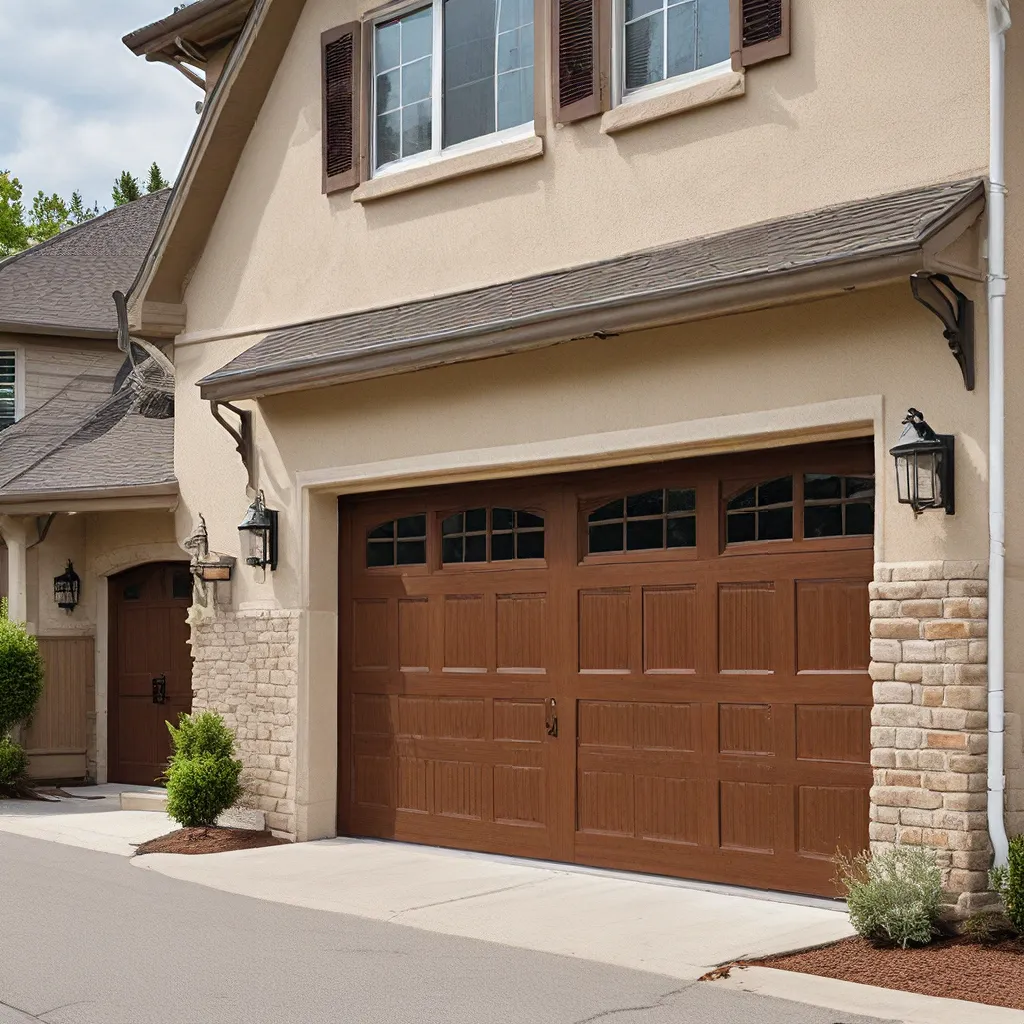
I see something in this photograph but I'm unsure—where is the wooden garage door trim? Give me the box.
[338,440,873,896]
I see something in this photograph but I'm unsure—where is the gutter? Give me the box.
[988,0,1011,869]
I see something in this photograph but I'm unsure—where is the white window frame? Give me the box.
[611,0,732,108]
[370,0,536,179]
[0,346,23,428]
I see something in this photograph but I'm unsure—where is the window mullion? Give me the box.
[663,0,669,84]
[432,0,443,155]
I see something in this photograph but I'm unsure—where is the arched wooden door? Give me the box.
[108,562,193,785]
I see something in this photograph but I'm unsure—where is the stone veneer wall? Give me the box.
[190,610,300,835]
[869,560,992,917]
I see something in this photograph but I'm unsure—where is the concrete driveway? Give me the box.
[135,836,854,980]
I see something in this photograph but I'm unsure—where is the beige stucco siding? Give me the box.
[179,0,990,343]
[173,283,990,611]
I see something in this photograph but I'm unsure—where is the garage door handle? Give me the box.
[545,698,558,738]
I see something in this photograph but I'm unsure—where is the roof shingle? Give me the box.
[0,191,170,336]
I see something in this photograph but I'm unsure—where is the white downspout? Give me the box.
[988,0,1011,869]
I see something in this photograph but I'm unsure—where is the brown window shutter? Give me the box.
[730,0,790,69]
[322,22,361,194]
[551,0,610,124]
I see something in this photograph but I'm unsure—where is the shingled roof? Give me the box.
[0,190,170,338]
[0,356,175,503]
[198,177,986,401]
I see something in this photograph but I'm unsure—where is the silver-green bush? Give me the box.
[835,845,943,948]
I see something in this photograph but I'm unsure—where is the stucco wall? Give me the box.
[177,0,990,341]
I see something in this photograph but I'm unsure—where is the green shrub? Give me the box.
[835,845,943,948]
[0,615,44,736]
[990,835,1024,934]
[167,710,238,762]
[165,711,242,828]
[0,737,27,793]
[961,910,1004,944]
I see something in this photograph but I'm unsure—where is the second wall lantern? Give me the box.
[238,491,278,571]
[889,408,955,516]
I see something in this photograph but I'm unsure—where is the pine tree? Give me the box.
[68,191,98,225]
[112,171,142,207]
[28,192,73,243]
[146,163,170,193]
[0,172,28,258]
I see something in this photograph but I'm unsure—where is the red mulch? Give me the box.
[134,826,287,856]
[756,934,1024,1010]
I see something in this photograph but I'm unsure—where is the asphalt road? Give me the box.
[0,833,895,1024]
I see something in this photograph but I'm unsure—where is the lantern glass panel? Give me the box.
[243,526,267,566]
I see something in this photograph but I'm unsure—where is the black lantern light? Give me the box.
[238,490,278,571]
[53,560,81,613]
[889,408,955,516]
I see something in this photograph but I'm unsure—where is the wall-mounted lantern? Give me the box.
[238,491,278,571]
[889,408,956,516]
[53,560,81,613]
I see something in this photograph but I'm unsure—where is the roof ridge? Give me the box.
[0,189,172,278]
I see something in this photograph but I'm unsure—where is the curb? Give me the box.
[714,965,1024,1023]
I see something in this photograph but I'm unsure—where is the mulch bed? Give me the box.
[134,826,288,856]
[752,934,1024,1010]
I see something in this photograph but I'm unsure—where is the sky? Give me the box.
[0,1,201,211]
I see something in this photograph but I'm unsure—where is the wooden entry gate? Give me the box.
[108,562,193,786]
[338,442,874,896]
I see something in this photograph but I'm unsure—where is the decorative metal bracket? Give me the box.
[909,273,975,392]
[209,400,256,493]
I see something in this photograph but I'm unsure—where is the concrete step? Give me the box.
[120,791,167,812]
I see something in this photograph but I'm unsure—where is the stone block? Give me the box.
[872,619,921,640]
[874,565,894,583]
[930,708,969,731]
[894,727,924,749]
[969,640,988,663]
[869,822,897,842]
[901,599,944,618]
[926,732,968,750]
[948,580,988,598]
[923,620,972,641]
[943,686,987,711]
[870,727,896,747]
[948,754,988,775]
[875,806,900,824]
[942,560,988,581]
[870,639,902,664]
[870,600,900,617]
[873,682,912,704]
[871,786,943,810]
[943,791,987,811]
[901,640,938,664]
[920,686,944,707]
[869,661,896,681]
[870,749,897,768]
[895,664,925,683]
[892,562,945,581]
[898,807,936,827]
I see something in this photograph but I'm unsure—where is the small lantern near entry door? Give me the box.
[53,560,81,613]
[238,491,278,571]
[889,408,956,516]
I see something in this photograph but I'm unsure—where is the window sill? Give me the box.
[353,134,545,203]
[600,69,745,136]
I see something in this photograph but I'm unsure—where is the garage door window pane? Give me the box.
[367,515,427,567]
[443,507,545,563]
[586,487,696,554]
[726,477,794,544]
[803,474,875,539]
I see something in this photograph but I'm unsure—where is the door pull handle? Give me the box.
[152,675,167,705]
[545,698,558,738]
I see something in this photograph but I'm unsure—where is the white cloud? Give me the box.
[0,1,200,210]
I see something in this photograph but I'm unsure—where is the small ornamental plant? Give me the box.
[0,599,44,795]
[165,711,242,828]
[990,835,1024,935]
[835,845,943,948]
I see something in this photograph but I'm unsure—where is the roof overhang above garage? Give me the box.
[197,178,987,403]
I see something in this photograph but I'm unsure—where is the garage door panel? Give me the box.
[797,784,870,858]
[795,704,871,763]
[496,594,548,671]
[579,589,631,673]
[443,595,489,671]
[719,781,775,852]
[642,585,699,674]
[718,703,775,756]
[718,582,777,673]
[398,597,431,671]
[796,579,871,673]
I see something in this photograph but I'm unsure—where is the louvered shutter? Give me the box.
[322,23,362,193]
[0,352,15,430]
[730,0,790,69]
[552,0,609,124]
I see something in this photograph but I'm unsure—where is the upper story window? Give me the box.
[620,0,730,97]
[373,0,535,174]
[0,351,17,431]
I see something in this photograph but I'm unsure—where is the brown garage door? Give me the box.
[339,441,873,896]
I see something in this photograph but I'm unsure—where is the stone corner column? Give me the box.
[868,559,996,918]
